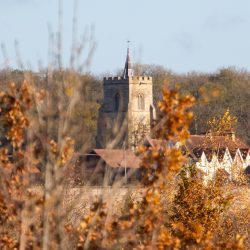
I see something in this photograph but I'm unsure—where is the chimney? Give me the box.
[231,132,236,142]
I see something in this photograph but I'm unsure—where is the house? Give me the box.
[144,135,249,181]
[80,47,250,184]
[186,134,249,181]
[74,149,141,186]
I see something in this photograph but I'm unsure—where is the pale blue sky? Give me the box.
[1,0,250,74]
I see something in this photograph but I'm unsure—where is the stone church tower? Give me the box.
[97,48,155,149]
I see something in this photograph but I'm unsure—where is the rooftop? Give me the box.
[91,149,141,169]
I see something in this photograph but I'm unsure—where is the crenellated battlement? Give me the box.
[103,76,152,83]
[103,76,125,81]
[129,76,152,82]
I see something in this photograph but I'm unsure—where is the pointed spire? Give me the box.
[123,41,134,78]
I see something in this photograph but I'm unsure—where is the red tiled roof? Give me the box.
[186,135,249,151]
[185,135,249,160]
[145,135,249,161]
[146,135,248,150]
[93,149,141,169]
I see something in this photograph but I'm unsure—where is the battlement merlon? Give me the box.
[103,76,124,81]
[103,76,153,84]
[103,76,128,85]
[128,76,153,84]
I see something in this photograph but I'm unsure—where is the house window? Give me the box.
[137,94,145,110]
[114,93,120,112]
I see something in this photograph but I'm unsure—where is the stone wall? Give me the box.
[97,75,155,149]
[65,187,146,223]
[29,186,145,224]
[128,76,154,148]
[97,78,129,148]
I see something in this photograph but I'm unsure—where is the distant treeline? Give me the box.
[134,64,249,145]
[0,66,249,150]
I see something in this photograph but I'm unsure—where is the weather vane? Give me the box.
[127,40,130,48]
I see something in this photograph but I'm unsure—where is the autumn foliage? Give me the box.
[0,81,249,249]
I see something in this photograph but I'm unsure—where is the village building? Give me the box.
[74,149,141,186]
[144,135,250,181]
[76,134,250,185]
[185,134,249,181]
[77,48,250,185]
[96,47,156,150]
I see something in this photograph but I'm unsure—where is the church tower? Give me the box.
[97,47,155,149]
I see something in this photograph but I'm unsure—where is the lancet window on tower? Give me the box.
[137,94,145,110]
[114,93,120,112]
